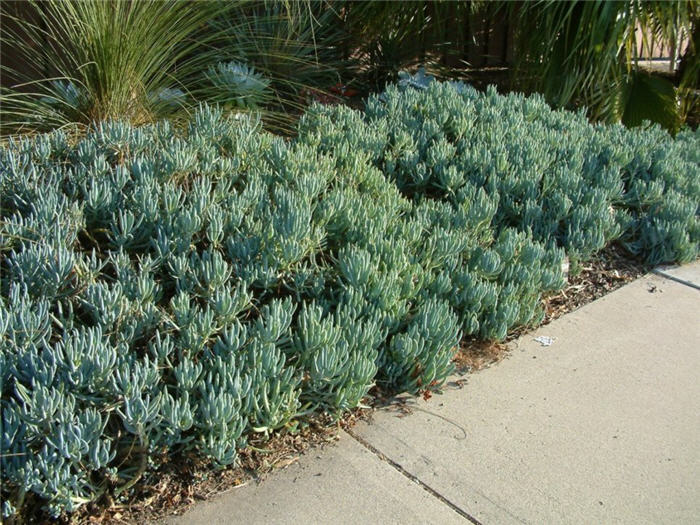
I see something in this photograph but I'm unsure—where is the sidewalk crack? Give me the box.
[651,269,700,291]
[345,428,483,525]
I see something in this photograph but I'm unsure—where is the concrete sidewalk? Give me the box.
[167,264,700,525]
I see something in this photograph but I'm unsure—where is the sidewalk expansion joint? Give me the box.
[345,428,483,525]
[651,269,700,291]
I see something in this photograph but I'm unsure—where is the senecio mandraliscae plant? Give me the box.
[1,79,697,518]
[299,80,699,268]
[0,104,560,518]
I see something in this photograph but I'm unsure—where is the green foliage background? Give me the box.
[2,1,697,135]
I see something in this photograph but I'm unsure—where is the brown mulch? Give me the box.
[539,244,647,325]
[25,246,647,525]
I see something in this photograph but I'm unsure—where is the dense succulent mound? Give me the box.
[299,81,699,267]
[1,82,697,519]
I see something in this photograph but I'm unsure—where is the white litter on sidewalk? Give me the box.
[533,336,555,346]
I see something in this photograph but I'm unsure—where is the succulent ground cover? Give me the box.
[1,82,698,520]
[299,82,699,267]
[27,253,645,525]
